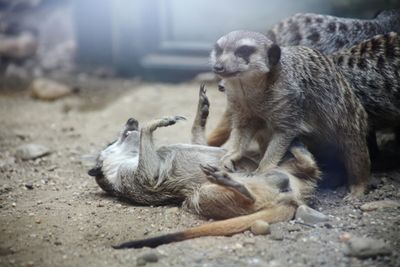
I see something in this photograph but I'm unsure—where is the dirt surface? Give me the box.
[0,76,399,267]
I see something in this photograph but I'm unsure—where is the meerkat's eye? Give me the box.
[214,44,223,56]
[234,45,256,59]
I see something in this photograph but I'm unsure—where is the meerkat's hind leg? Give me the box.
[191,84,210,145]
[200,164,255,203]
[342,135,370,198]
[146,116,186,132]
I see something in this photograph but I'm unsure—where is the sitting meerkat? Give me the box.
[210,30,370,197]
[208,11,400,150]
[209,32,400,159]
[89,85,321,248]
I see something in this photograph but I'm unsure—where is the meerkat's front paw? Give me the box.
[200,164,255,202]
[220,152,242,172]
[200,164,228,184]
[197,84,209,127]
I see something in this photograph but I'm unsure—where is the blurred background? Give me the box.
[1,0,399,83]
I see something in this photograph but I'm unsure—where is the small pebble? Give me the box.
[250,220,270,235]
[25,182,34,190]
[15,144,50,160]
[360,200,400,211]
[269,225,285,241]
[339,232,351,243]
[345,237,391,258]
[165,207,179,215]
[30,78,73,101]
[136,251,159,266]
[295,205,329,224]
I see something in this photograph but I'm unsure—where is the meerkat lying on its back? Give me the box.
[89,86,321,248]
[210,31,370,197]
[89,86,256,206]
[266,10,400,54]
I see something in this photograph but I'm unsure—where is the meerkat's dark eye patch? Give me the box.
[264,170,291,192]
[234,45,256,62]
[214,44,223,56]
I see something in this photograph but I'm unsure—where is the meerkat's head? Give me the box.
[88,118,140,194]
[210,30,281,79]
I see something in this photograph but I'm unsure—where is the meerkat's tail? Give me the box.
[112,204,295,249]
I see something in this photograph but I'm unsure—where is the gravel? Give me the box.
[0,80,399,267]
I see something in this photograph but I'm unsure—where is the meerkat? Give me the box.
[89,85,321,248]
[209,32,400,157]
[210,30,370,197]
[266,10,400,54]
[89,87,254,206]
[208,10,400,148]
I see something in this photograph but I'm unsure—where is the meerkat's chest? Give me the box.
[225,80,267,115]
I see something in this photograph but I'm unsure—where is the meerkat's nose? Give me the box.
[126,118,139,130]
[127,118,137,125]
[213,64,225,73]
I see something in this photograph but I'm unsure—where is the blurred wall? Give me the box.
[74,0,400,82]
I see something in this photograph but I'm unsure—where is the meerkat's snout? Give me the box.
[122,117,139,140]
[125,118,139,131]
[213,63,225,73]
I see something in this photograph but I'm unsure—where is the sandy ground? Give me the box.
[0,76,399,267]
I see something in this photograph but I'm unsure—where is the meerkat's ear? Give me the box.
[267,44,281,67]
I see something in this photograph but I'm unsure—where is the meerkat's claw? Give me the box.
[218,80,225,92]
[199,83,207,94]
[201,165,255,202]
[198,91,209,127]
[174,115,187,121]
[199,85,209,106]
[156,116,186,128]
[199,164,219,176]
[223,160,236,172]
[200,94,209,108]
